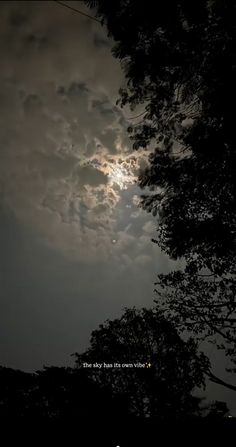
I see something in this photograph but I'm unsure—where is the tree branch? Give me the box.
[205,370,236,392]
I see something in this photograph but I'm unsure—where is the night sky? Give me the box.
[0,1,235,415]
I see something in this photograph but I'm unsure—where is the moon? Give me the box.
[108,165,130,189]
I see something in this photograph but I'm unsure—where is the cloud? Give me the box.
[142,220,155,234]
[135,254,152,265]
[0,1,155,265]
[76,165,108,187]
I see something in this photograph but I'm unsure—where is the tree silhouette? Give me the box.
[0,364,131,438]
[85,0,236,386]
[0,307,231,433]
[154,271,236,390]
[74,307,209,419]
[0,366,35,421]
[206,400,230,419]
[84,0,236,271]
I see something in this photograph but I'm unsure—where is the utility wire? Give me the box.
[53,1,101,23]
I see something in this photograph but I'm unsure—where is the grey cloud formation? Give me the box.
[0,4,167,350]
[76,165,108,187]
[1,0,153,264]
[0,1,161,269]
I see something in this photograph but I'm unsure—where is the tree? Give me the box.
[0,366,36,421]
[155,271,236,389]
[0,365,130,433]
[85,0,236,386]
[85,0,236,272]
[206,400,230,419]
[74,307,209,419]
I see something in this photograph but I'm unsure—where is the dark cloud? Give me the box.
[93,32,111,49]
[9,11,27,28]
[60,81,89,98]
[23,93,41,111]
[76,165,108,187]
[24,33,48,50]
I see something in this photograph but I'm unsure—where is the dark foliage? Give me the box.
[0,365,129,427]
[85,0,236,387]
[0,308,230,433]
[74,308,209,419]
[85,0,236,270]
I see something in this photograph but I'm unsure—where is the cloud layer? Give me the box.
[0,1,152,265]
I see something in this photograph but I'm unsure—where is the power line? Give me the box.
[53,1,101,23]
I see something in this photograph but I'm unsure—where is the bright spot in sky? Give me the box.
[108,165,131,190]
[88,155,140,192]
